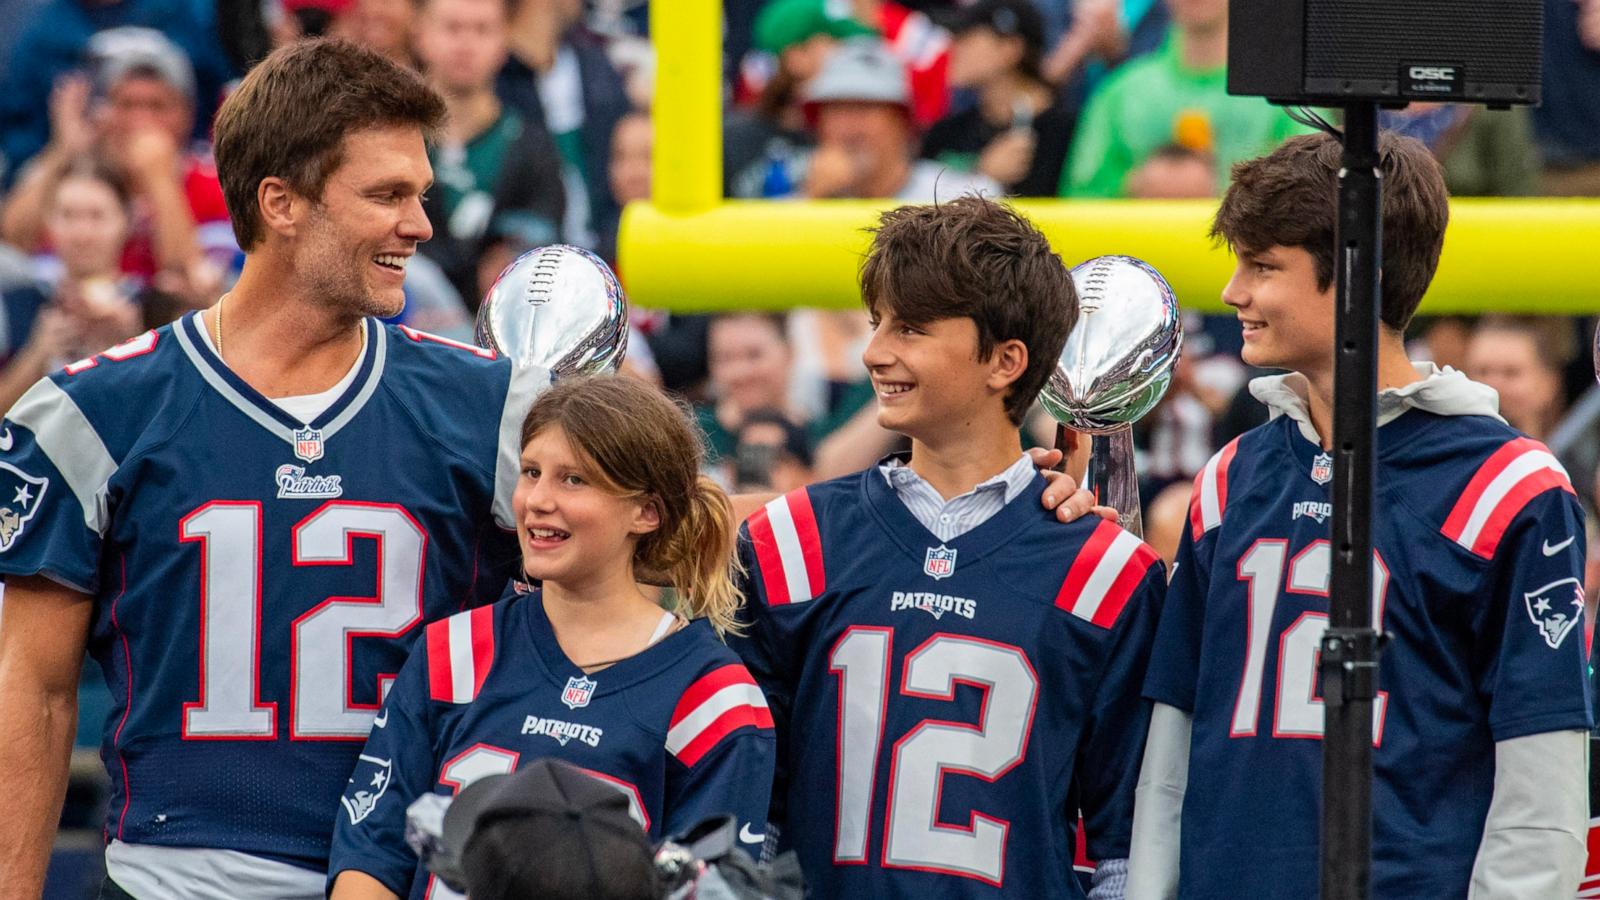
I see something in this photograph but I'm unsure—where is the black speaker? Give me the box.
[1227,0,1543,106]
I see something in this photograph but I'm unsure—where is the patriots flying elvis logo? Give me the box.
[0,462,47,552]
[341,753,392,825]
[1523,577,1585,650]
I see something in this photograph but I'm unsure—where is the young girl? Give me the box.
[328,375,775,900]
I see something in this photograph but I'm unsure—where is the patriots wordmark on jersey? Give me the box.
[0,313,546,871]
[1146,409,1592,899]
[330,587,776,900]
[732,469,1165,899]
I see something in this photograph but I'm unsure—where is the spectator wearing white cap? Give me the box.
[800,37,998,201]
[0,0,235,187]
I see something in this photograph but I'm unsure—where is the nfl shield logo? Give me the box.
[293,427,324,463]
[924,545,957,580]
[1310,452,1333,485]
[561,675,597,710]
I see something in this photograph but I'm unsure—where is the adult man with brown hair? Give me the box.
[0,39,548,898]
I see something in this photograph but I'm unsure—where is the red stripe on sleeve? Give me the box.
[426,620,452,702]
[1187,469,1206,541]
[1442,438,1538,540]
[469,605,495,696]
[670,664,756,728]
[1215,439,1238,513]
[785,489,826,597]
[1055,519,1120,612]
[746,507,792,606]
[1468,467,1574,558]
[1091,541,1159,628]
[675,705,776,769]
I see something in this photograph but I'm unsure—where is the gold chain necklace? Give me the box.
[211,295,363,361]
[212,293,226,359]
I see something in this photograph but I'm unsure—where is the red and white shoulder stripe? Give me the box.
[427,606,496,704]
[1054,519,1161,628]
[666,664,773,768]
[1442,436,1574,559]
[745,488,825,606]
[1189,437,1240,540]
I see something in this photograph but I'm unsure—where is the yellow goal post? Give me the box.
[620,0,1600,315]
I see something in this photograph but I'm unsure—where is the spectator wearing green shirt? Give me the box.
[1058,0,1310,198]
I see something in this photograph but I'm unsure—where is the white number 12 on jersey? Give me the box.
[179,501,425,740]
[1231,539,1390,741]
[830,628,1038,886]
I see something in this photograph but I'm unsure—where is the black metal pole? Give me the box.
[1319,101,1384,900]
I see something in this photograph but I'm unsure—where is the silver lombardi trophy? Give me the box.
[474,244,629,375]
[1040,255,1182,537]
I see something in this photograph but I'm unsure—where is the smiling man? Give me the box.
[0,40,547,899]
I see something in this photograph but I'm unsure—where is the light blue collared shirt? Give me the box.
[877,453,1037,543]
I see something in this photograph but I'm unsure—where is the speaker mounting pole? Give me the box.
[1319,100,1383,900]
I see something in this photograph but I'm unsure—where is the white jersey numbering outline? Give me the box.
[180,501,426,740]
[830,629,1038,887]
[1230,539,1390,742]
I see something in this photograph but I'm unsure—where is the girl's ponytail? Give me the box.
[656,476,746,637]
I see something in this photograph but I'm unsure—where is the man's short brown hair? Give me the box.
[860,196,1077,425]
[213,39,447,249]
[1211,131,1449,332]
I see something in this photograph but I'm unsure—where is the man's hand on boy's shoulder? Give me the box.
[1026,447,1118,525]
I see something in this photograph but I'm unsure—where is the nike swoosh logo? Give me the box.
[739,823,765,844]
[372,709,388,729]
[0,428,13,451]
[1543,536,1576,556]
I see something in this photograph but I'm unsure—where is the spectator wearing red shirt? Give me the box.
[0,27,228,304]
[852,0,951,128]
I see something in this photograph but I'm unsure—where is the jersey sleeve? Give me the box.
[662,662,777,853]
[724,515,803,829]
[327,633,439,897]
[1474,488,1593,742]
[0,376,115,592]
[1144,443,1235,713]
[490,361,551,531]
[1078,550,1167,863]
[1141,527,1206,714]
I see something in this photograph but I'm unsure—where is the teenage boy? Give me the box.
[733,195,1165,899]
[1128,133,1590,899]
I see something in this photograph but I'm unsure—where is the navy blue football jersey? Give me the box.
[0,312,546,868]
[329,586,777,899]
[1144,409,1593,899]
[731,467,1165,899]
